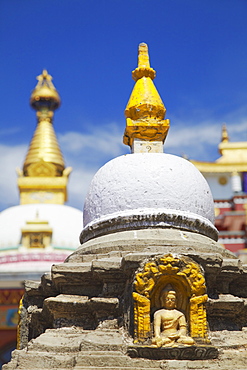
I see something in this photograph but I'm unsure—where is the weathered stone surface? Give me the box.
[52,262,92,279]
[127,344,219,360]
[92,257,123,272]
[229,271,247,297]
[16,243,247,358]
[76,351,159,368]
[6,225,247,370]
[207,295,247,330]
[210,328,247,347]
[122,252,156,272]
[73,229,224,256]
[89,297,119,314]
[221,258,243,272]
[51,262,103,296]
[78,329,125,351]
[45,294,89,315]
[43,295,120,329]
[207,294,245,317]
[23,281,45,307]
[40,273,59,297]
[25,280,41,294]
[4,350,76,369]
[185,253,223,273]
[27,328,84,353]
[4,327,247,369]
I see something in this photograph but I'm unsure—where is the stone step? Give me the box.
[52,262,92,272]
[84,251,126,262]
[27,331,84,352]
[51,262,103,296]
[27,329,124,353]
[4,348,247,370]
[3,350,76,370]
[9,368,160,370]
[92,257,123,271]
[4,350,161,370]
[51,259,126,296]
[74,368,161,370]
[76,352,160,368]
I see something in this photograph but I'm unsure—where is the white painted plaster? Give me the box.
[83,153,215,228]
[214,201,232,208]
[131,139,164,153]
[204,174,232,200]
[218,238,245,244]
[231,173,242,192]
[0,204,82,249]
[234,198,247,204]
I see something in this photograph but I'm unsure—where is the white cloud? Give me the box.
[58,123,127,158]
[166,114,247,161]
[0,144,27,210]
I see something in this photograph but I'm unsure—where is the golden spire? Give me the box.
[24,70,64,176]
[123,43,170,147]
[221,124,229,143]
[23,118,65,176]
[17,70,72,205]
[218,124,230,157]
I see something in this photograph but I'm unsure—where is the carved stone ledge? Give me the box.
[127,344,219,360]
[81,210,218,244]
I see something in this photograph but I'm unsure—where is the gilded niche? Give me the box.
[133,254,209,345]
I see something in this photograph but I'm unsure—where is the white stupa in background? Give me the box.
[0,70,82,364]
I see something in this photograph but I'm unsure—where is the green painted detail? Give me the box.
[53,246,75,251]
[0,246,19,252]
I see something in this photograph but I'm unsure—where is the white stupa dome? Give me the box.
[0,204,82,279]
[81,153,218,243]
[0,203,82,249]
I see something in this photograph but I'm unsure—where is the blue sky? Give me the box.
[0,0,247,211]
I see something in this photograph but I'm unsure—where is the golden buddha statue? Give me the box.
[152,289,195,347]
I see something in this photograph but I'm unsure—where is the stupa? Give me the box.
[191,125,247,257]
[4,44,247,370]
[0,70,82,366]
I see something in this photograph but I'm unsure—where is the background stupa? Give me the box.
[0,71,82,367]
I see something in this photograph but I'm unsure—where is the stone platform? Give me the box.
[4,229,247,370]
[3,327,247,370]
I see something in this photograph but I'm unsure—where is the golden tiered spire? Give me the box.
[24,70,64,176]
[221,124,229,143]
[17,70,72,205]
[123,43,170,148]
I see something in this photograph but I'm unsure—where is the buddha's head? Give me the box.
[162,290,177,309]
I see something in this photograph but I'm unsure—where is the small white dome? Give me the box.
[82,153,217,243]
[0,203,82,249]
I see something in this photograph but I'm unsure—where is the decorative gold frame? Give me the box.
[133,254,209,343]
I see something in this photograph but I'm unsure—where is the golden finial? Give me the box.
[30,69,61,111]
[221,124,229,143]
[132,43,156,81]
[36,70,54,87]
[17,71,71,206]
[123,43,170,148]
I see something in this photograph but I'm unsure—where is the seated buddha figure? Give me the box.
[152,289,195,347]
